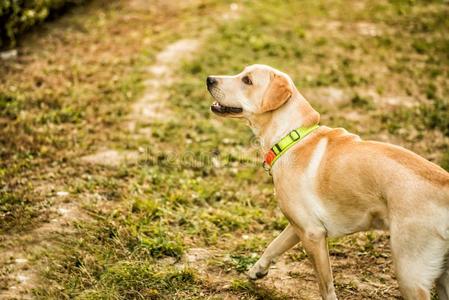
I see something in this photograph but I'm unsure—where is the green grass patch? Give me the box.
[383,98,449,136]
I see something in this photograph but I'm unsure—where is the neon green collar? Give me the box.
[263,124,319,173]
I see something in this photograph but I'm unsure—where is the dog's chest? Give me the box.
[274,138,335,227]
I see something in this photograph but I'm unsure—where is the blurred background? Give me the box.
[1,0,448,299]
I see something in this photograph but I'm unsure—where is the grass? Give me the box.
[77,264,199,299]
[1,0,448,299]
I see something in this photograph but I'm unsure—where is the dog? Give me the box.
[206,64,449,300]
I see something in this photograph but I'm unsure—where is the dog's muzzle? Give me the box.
[206,76,243,115]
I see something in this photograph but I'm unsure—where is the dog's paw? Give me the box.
[247,264,269,280]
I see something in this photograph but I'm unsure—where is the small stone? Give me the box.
[57,207,70,215]
[15,258,28,264]
[357,22,380,36]
[0,49,17,60]
[211,157,221,168]
[17,274,28,283]
[56,191,69,197]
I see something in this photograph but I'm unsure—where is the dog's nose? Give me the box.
[206,76,217,87]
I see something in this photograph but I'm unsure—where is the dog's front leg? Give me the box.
[247,224,299,279]
[293,226,337,300]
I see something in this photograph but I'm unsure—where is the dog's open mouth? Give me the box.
[210,101,243,114]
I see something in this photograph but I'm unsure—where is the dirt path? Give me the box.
[80,39,201,167]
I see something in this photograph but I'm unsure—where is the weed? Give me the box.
[350,94,375,109]
[441,150,449,172]
[420,98,449,135]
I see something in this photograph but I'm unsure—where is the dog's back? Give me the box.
[275,126,449,237]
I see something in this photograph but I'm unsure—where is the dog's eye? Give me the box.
[242,76,252,85]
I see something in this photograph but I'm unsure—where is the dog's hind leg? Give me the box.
[390,223,448,300]
[248,224,299,279]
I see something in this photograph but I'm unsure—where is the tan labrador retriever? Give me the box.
[206,64,449,300]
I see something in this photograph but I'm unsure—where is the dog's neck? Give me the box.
[248,90,320,153]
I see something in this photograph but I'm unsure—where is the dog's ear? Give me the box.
[260,74,292,113]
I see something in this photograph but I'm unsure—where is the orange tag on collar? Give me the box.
[264,149,276,166]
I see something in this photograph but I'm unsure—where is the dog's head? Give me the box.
[206,64,293,118]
